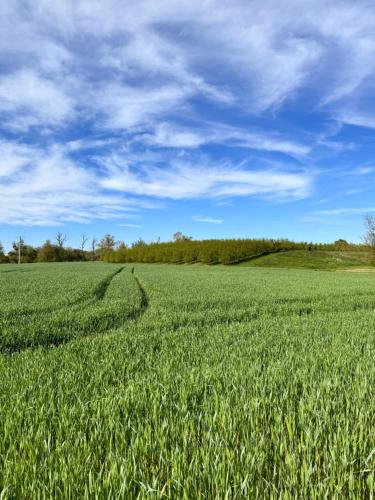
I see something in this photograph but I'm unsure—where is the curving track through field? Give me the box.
[0,265,149,354]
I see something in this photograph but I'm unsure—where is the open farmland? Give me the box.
[1,263,375,498]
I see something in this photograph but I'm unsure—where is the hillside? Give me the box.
[239,250,375,270]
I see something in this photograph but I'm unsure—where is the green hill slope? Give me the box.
[239,250,375,270]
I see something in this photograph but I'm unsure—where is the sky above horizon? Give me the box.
[1,0,375,250]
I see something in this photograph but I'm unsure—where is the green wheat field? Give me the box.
[1,262,375,498]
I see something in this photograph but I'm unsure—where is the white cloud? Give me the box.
[66,138,117,152]
[1,0,375,134]
[4,0,375,228]
[96,83,192,130]
[314,207,375,216]
[0,70,74,130]
[100,155,311,200]
[145,122,310,156]
[0,140,150,226]
[117,223,143,228]
[357,166,375,175]
[334,108,375,130]
[0,136,311,226]
[193,215,223,224]
[0,140,39,177]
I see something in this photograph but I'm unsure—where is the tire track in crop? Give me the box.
[62,271,149,352]
[0,266,126,324]
[1,266,150,355]
[132,275,149,320]
[93,266,149,320]
[91,266,149,322]
[93,266,125,300]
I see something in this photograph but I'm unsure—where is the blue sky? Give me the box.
[1,0,375,250]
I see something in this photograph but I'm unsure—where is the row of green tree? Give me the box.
[103,233,366,265]
[0,231,368,266]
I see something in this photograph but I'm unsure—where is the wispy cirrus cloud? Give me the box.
[0,70,74,131]
[117,223,143,228]
[0,140,153,225]
[314,207,375,217]
[2,0,375,231]
[0,141,312,227]
[99,154,311,200]
[301,207,375,226]
[0,139,311,225]
[143,122,311,156]
[193,216,223,224]
[2,0,375,133]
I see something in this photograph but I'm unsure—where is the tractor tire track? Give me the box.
[1,266,149,355]
[93,266,125,300]
[132,275,149,320]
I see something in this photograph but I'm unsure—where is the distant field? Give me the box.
[1,263,375,497]
[240,249,374,270]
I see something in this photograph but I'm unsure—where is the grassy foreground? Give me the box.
[1,263,375,498]
[240,250,374,270]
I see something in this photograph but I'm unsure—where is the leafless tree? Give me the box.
[80,233,89,252]
[363,214,375,247]
[363,214,375,263]
[56,232,67,249]
[91,237,98,259]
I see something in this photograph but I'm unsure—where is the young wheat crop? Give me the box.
[0,263,374,498]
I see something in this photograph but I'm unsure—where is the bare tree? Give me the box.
[56,232,67,249]
[80,233,89,253]
[363,214,375,262]
[91,237,98,260]
[363,214,375,246]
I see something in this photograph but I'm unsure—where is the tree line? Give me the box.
[103,233,366,265]
[0,233,115,264]
[0,231,369,266]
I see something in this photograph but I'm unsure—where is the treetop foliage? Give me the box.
[0,233,367,265]
[103,237,366,265]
